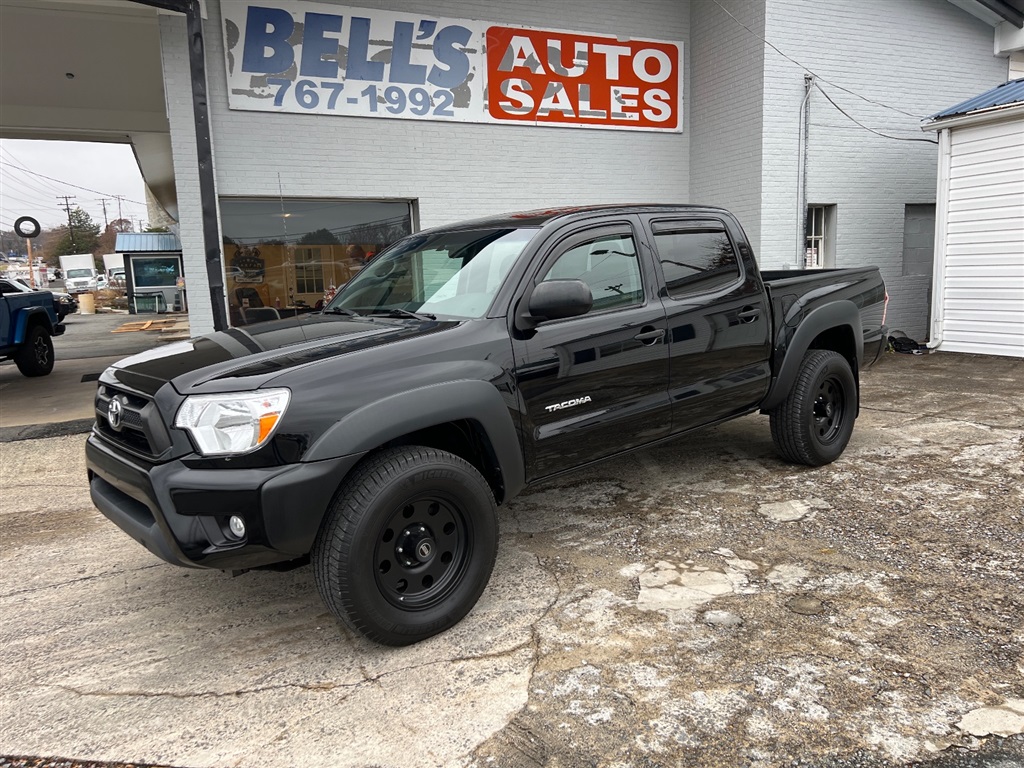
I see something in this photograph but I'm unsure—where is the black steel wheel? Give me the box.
[770,350,857,466]
[313,446,497,645]
[374,494,471,610]
[14,324,54,377]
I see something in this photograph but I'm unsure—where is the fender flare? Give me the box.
[13,307,53,345]
[761,300,863,412]
[303,379,526,499]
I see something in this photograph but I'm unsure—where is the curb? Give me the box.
[0,419,94,443]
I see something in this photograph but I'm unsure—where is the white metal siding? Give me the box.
[940,119,1024,357]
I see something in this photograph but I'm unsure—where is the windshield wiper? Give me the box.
[322,307,361,316]
[366,308,437,321]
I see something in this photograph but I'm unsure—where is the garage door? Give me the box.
[941,118,1024,358]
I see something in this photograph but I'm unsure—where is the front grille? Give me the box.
[95,384,158,457]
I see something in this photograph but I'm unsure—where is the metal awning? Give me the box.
[115,231,182,252]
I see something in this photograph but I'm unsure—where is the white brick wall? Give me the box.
[161,0,692,332]
[204,0,690,228]
[689,0,765,251]
[159,0,1007,338]
[759,0,1005,338]
[159,13,219,335]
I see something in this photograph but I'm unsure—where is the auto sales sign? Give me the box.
[222,2,682,132]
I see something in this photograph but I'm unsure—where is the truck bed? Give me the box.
[759,266,888,382]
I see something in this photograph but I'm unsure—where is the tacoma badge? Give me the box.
[545,396,593,413]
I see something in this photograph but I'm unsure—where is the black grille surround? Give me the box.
[94,384,173,460]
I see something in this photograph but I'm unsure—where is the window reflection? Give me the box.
[219,198,413,325]
[654,229,740,298]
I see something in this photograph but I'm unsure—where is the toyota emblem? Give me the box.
[107,397,124,431]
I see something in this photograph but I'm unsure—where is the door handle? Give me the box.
[634,327,665,344]
[737,306,760,323]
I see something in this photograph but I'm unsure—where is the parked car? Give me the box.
[0,278,63,376]
[86,205,888,646]
[10,277,78,321]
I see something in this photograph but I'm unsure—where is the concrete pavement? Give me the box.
[1,351,1022,767]
[0,311,187,437]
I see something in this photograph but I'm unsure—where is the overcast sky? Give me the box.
[0,139,150,234]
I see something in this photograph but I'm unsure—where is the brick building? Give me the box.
[3,0,1021,336]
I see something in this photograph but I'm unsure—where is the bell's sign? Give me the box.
[222,2,682,132]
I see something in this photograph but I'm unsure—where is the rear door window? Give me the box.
[652,225,741,298]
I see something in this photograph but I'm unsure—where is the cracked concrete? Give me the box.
[2,352,1023,767]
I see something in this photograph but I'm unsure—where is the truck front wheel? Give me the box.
[313,446,498,645]
[769,350,857,466]
[15,324,54,377]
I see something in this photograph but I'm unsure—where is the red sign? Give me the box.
[485,26,681,131]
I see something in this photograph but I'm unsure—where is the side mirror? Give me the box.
[528,279,593,322]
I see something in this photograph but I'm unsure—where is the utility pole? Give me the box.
[57,195,77,251]
[113,194,125,224]
[97,198,110,228]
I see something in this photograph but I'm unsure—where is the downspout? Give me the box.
[184,0,229,331]
[795,74,814,268]
[927,126,952,349]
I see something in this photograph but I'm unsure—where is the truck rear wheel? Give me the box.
[769,350,857,466]
[313,446,498,645]
[15,324,54,377]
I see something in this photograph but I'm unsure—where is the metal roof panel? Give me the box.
[928,78,1024,121]
[115,232,182,252]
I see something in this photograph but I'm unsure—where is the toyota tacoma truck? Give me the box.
[86,205,887,645]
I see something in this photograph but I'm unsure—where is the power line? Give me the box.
[814,83,938,144]
[708,0,926,120]
[1,186,59,209]
[0,148,69,196]
[1,161,68,200]
[0,160,146,206]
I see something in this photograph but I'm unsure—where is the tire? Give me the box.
[769,350,857,466]
[14,324,54,377]
[313,446,498,646]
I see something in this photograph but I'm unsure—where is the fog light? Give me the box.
[228,515,246,538]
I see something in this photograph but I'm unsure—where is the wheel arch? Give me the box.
[14,307,53,344]
[761,300,862,413]
[303,379,525,503]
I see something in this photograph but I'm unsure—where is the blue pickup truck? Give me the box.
[0,277,63,376]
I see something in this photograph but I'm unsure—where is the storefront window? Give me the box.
[219,198,413,324]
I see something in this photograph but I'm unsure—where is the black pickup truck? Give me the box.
[87,205,887,645]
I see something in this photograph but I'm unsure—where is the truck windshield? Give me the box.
[326,227,536,319]
[67,269,93,278]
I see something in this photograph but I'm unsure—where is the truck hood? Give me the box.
[105,312,458,396]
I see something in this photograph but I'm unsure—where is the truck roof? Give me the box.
[424,204,732,231]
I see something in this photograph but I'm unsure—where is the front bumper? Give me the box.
[86,432,365,570]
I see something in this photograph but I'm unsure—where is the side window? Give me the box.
[541,232,642,312]
[654,227,741,298]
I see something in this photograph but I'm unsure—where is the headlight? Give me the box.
[174,389,291,456]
